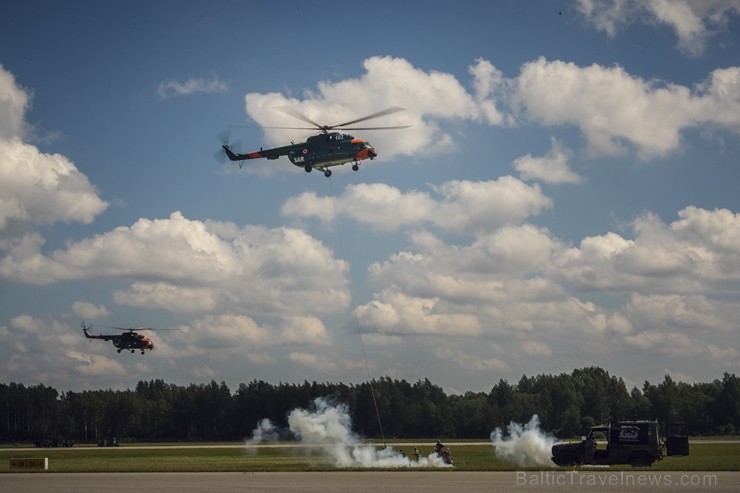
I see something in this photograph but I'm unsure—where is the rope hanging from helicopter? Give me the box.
[327,175,387,448]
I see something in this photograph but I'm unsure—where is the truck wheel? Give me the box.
[629,454,653,467]
[553,455,578,467]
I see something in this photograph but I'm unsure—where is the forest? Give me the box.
[1,367,738,444]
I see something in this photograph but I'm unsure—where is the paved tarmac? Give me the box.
[2,471,739,493]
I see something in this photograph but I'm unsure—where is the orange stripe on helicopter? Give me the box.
[355,149,371,161]
[246,152,264,159]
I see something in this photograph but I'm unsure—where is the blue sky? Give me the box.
[1,0,739,394]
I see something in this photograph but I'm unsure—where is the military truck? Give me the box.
[551,420,688,467]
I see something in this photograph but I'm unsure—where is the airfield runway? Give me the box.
[2,471,739,493]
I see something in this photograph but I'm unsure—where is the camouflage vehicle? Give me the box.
[551,420,688,467]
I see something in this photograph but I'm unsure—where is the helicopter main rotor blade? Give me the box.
[331,107,406,129]
[276,106,406,132]
[257,126,322,130]
[335,125,412,131]
[276,106,324,129]
[110,326,155,332]
[111,326,135,331]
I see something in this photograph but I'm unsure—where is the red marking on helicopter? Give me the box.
[354,148,375,161]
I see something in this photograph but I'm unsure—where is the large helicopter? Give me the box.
[217,106,409,177]
[82,323,155,354]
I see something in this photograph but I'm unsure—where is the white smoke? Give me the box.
[245,418,281,445]
[246,398,452,468]
[490,415,556,467]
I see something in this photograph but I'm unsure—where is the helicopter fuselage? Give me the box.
[111,333,153,351]
[223,132,377,177]
[83,328,154,353]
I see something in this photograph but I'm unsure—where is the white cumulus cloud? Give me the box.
[157,75,228,99]
[283,177,552,233]
[241,55,740,166]
[0,65,108,237]
[577,0,740,57]
[514,138,583,184]
[0,64,31,139]
[0,211,348,316]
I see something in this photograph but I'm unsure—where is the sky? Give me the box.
[1,0,739,394]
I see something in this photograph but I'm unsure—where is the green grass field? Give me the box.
[1,442,738,473]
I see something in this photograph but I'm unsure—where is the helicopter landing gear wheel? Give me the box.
[117,349,122,353]
[304,165,312,173]
[324,169,332,177]
[352,164,359,171]
[130,349,135,353]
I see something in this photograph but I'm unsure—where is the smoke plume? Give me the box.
[490,415,556,467]
[246,397,452,468]
[245,418,281,445]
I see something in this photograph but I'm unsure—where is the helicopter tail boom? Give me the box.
[82,328,106,340]
[223,145,264,161]
[222,144,293,162]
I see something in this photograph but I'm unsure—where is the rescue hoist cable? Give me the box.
[327,175,387,449]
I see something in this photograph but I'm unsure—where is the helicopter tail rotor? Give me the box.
[215,131,243,164]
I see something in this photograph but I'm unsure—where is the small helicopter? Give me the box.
[82,322,155,354]
[217,106,410,177]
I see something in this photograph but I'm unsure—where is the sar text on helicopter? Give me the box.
[82,323,155,354]
[217,107,409,177]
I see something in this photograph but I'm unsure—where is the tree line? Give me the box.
[1,367,738,444]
